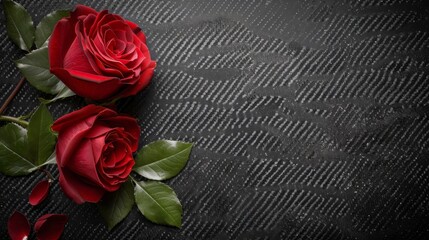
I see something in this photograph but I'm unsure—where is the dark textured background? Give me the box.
[1,0,429,239]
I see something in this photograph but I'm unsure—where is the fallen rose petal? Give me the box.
[8,211,30,240]
[35,214,68,240]
[29,179,50,206]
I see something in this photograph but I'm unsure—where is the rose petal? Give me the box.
[85,125,115,139]
[64,37,98,74]
[8,211,30,240]
[103,116,140,151]
[125,20,146,43]
[51,105,102,132]
[59,167,105,204]
[55,119,95,167]
[116,62,155,98]
[49,18,76,70]
[35,214,68,240]
[50,68,121,101]
[29,179,50,206]
[72,5,98,19]
[66,138,102,183]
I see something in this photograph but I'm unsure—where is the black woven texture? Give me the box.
[1,0,429,239]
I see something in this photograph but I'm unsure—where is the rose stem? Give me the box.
[0,77,26,115]
[0,115,29,127]
[40,168,55,181]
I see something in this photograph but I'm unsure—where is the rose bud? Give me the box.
[51,104,140,204]
[35,214,68,240]
[8,211,30,240]
[49,5,156,102]
[29,179,50,206]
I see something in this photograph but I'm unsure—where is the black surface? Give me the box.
[1,0,429,239]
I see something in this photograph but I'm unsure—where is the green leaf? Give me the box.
[38,151,56,167]
[134,180,182,228]
[2,0,35,51]
[35,10,69,49]
[39,86,75,104]
[0,123,36,176]
[27,104,55,166]
[133,140,193,180]
[98,180,135,230]
[15,47,64,94]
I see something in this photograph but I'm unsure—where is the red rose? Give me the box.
[49,5,156,101]
[51,105,140,204]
